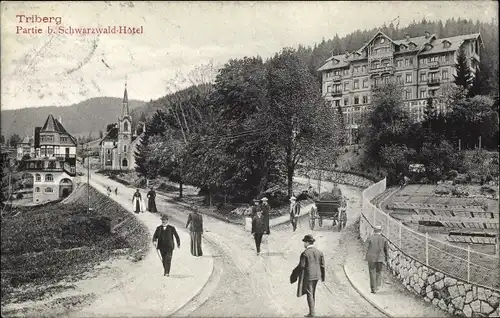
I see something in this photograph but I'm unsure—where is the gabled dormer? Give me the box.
[442,39,451,48]
[408,42,417,50]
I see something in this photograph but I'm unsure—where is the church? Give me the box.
[99,83,144,171]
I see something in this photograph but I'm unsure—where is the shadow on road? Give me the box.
[168,274,193,279]
[260,252,285,257]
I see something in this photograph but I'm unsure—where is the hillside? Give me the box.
[1,97,147,139]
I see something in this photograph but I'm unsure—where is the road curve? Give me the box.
[88,172,382,317]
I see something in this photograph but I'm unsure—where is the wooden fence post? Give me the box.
[425,232,429,266]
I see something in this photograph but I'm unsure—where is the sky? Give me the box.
[1,1,498,110]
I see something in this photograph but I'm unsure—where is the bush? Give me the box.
[16,193,24,199]
[447,170,459,180]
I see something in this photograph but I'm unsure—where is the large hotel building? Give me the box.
[318,31,482,144]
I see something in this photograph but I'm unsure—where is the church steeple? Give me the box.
[121,79,130,118]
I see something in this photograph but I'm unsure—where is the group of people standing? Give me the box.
[131,187,158,214]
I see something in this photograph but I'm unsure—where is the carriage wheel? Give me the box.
[309,217,315,230]
[319,217,323,227]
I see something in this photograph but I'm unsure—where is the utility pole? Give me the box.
[478,136,482,150]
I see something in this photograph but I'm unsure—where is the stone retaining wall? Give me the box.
[297,168,375,189]
[359,214,500,317]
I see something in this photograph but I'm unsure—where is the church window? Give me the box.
[124,145,127,152]
[124,122,129,132]
[122,159,128,167]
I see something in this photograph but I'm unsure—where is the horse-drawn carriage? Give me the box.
[309,192,347,231]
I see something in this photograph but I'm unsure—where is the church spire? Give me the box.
[121,78,130,118]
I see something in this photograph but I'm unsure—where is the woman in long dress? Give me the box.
[132,189,143,213]
[186,208,203,257]
[147,187,158,212]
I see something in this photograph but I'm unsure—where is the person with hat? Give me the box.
[146,187,158,213]
[290,234,325,317]
[186,207,204,257]
[251,209,266,255]
[152,215,181,276]
[260,197,271,235]
[365,225,388,293]
[289,196,301,232]
[250,198,261,218]
[132,189,144,213]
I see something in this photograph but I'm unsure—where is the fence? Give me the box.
[361,178,500,291]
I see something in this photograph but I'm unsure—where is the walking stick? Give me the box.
[155,245,163,263]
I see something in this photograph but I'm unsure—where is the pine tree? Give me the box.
[424,97,437,121]
[468,67,482,97]
[454,45,473,91]
[134,134,149,177]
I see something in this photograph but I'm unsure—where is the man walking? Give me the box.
[153,215,181,276]
[251,210,266,255]
[290,196,300,232]
[251,198,261,218]
[365,225,389,293]
[260,197,271,235]
[186,207,204,257]
[290,235,325,317]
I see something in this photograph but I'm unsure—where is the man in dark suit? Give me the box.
[153,215,181,276]
[290,234,325,317]
[365,225,389,293]
[251,210,266,255]
[186,207,204,257]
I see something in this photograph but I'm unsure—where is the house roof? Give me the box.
[418,33,482,56]
[40,114,77,145]
[19,136,31,145]
[99,126,119,145]
[317,32,481,72]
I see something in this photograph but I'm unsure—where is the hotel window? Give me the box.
[420,58,426,64]
[47,147,54,156]
[35,187,40,193]
[362,65,366,73]
[54,146,59,155]
[334,100,340,107]
[429,90,437,97]
[45,187,53,193]
[354,66,359,73]
[362,79,368,88]
[383,76,390,84]
[344,97,349,106]
[344,81,349,91]
[45,174,54,182]
[335,70,340,76]
[354,96,359,105]
[354,80,359,89]
[344,69,349,75]
[60,137,68,143]
[405,59,409,66]
[373,62,379,69]
[442,69,449,80]
[420,72,427,82]
[405,90,411,100]
[35,174,41,182]
[397,74,403,84]
[420,89,427,98]
[362,96,368,104]
[445,54,450,62]
[327,85,332,93]
[405,73,412,83]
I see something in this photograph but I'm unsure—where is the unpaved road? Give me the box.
[83,172,382,317]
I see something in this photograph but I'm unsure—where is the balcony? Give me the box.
[428,61,440,69]
[332,75,342,82]
[428,78,441,85]
[331,90,343,97]
[368,65,394,75]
